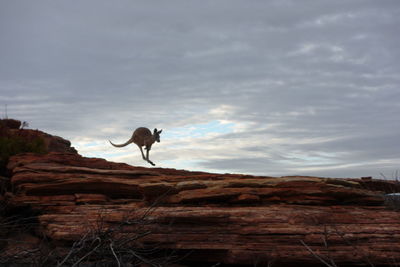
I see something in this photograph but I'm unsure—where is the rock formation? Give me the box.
[0,119,22,129]
[2,151,400,266]
[0,123,77,155]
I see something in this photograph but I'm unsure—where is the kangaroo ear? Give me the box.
[158,129,162,134]
[153,128,157,133]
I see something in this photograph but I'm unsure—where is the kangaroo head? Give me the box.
[153,128,162,143]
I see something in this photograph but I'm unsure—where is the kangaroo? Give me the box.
[109,127,162,166]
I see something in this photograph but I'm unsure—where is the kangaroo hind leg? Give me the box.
[145,146,155,166]
[138,146,146,160]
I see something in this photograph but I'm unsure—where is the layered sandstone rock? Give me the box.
[0,119,77,155]
[4,152,400,266]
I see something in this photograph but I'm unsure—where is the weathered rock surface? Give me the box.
[0,119,77,154]
[4,152,400,266]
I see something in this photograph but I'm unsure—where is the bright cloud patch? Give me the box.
[163,120,235,140]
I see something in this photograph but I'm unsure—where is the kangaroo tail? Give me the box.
[109,138,134,148]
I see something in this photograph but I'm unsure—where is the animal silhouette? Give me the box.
[109,127,162,166]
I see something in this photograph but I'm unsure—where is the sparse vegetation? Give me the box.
[0,119,47,176]
[0,206,178,266]
[0,134,47,176]
[300,225,377,267]
[55,211,177,266]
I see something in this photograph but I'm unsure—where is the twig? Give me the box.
[300,240,336,267]
[331,225,375,267]
[323,226,338,267]
[109,241,121,267]
[137,187,173,222]
[129,250,160,267]
[71,237,101,267]
[57,232,90,267]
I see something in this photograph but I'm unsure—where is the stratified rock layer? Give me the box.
[6,152,400,266]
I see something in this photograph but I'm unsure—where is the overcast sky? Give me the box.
[1,0,399,178]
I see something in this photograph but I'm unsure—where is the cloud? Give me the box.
[1,0,399,177]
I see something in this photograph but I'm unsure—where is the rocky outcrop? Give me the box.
[4,152,400,266]
[0,119,21,129]
[0,119,77,154]
[5,129,77,154]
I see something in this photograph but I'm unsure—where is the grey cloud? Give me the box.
[1,0,399,177]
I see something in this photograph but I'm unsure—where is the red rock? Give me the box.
[234,193,260,203]
[75,193,109,204]
[0,119,21,129]
[12,129,78,153]
[0,121,78,155]
[2,152,400,266]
